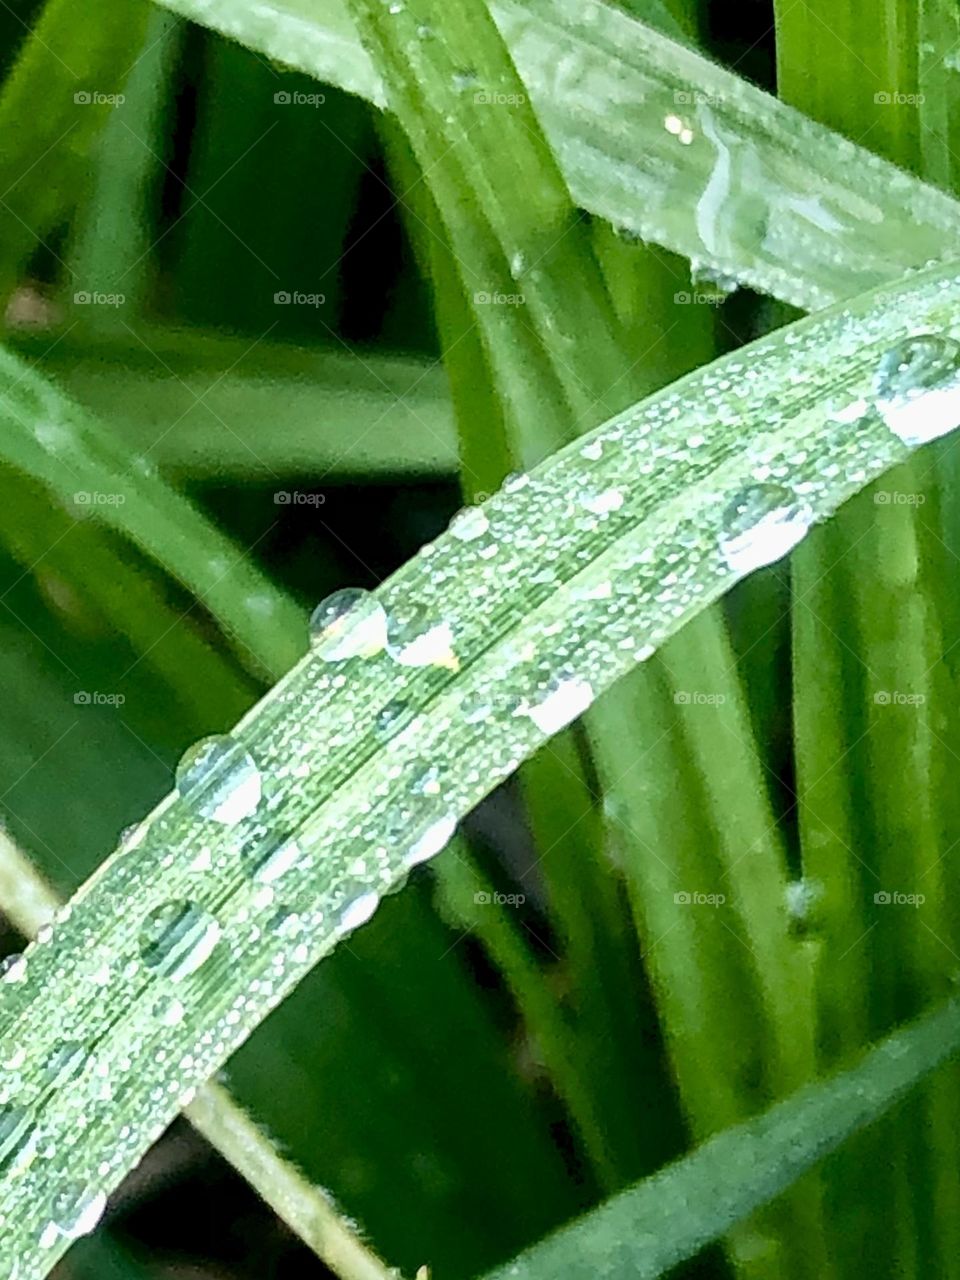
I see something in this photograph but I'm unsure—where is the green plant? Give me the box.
[1,1,960,1278]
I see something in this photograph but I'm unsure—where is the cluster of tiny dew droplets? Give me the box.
[5,270,960,1271]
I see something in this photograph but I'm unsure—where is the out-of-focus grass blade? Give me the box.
[482,995,960,1280]
[173,42,373,337]
[0,465,255,756]
[0,0,152,302]
[919,0,960,189]
[776,2,960,1274]
[8,326,457,480]
[67,7,183,318]
[0,341,303,678]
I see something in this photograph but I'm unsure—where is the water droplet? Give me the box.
[663,113,694,144]
[242,832,302,885]
[451,68,479,92]
[387,608,459,670]
[140,901,221,981]
[41,1184,107,1246]
[154,995,185,1027]
[691,264,739,297]
[176,735,262,824]
[449,506,489,542]
[515,677,595,734]
[374,700,409,736]
[785,878,822,923]
[309,588,387,660]
[411,763,441,796]
[873,334,960,445]
[0,954,26,984]
[580,488,624,516]
[461,692,493,724]
[338,889,380,932]
[0,1105,35,1172]
[405,814,457,867]
[718,484,812,573]
[503,472,529,493]
[43,1041,88,1086]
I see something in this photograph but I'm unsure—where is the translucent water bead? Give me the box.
[309,588,388,660]
[873,333,960,446]
[139,901,221,981]
[175,734,262,824]
[718,483,813,574]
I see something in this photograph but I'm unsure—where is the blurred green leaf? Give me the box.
[484,995,960,1280]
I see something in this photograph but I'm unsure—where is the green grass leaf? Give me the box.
[482,993,960,1280]
[152,0,960,310]
[9,326,457,480]
[4,256,960,1276]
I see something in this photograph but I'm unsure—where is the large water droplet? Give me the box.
[515,677,595,734]
[309,588,387,660]
[176,735,262,824]
[0,954,26,984]
[449,506,489,542]
[242,831,302,885]
[337,888,381,933]
[405,813,457,867]
[41,1184,107,1246]
[140,901,221,981]
[873,334,960,445]
[718,484,812,573]
[154,995,185,1027]
[386,607,459,670]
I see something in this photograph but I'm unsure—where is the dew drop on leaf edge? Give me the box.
[718,483,812,574]
[0,954,26,984]
[338,889,381,933]
[309,587,388,661]
[873,333,960,445]
[516,677,595,735]
[41,1183,107,1246]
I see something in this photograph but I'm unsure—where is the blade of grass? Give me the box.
[151,0,960,310]
[482,993,960,1280]
[0,0,152,304]
[432,837,616,1190]
[66,8,182,320]
[0,463,257,732]
[3,257,960,1277]
[360,7,830,1271]
[7,326,457,480]
[775,5,960,1273]
[0,832,399,1280]
[0,341,303,678]
[372,15,660,1198]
